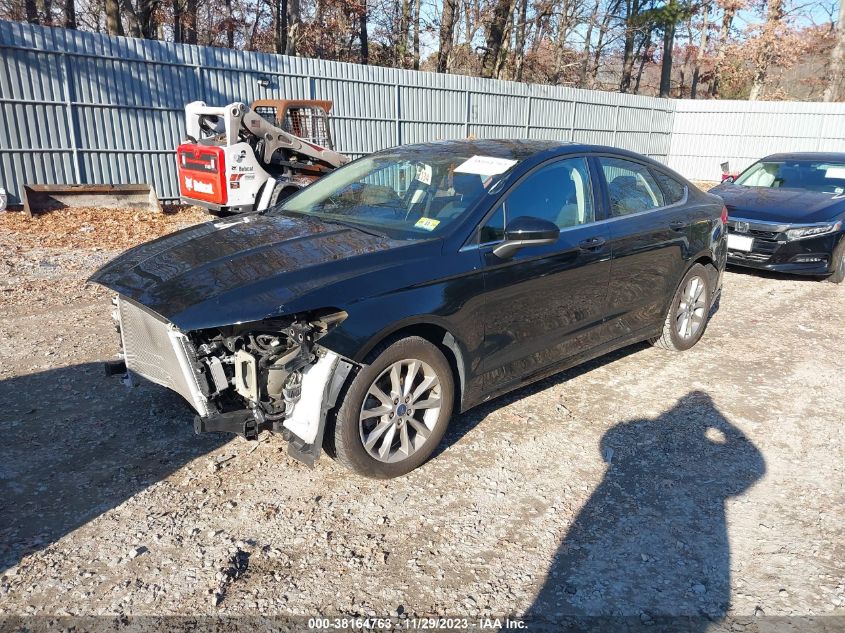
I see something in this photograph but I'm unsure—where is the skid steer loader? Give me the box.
[177,99,350,216]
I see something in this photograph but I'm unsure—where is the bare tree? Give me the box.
[709,0,741,97]
[287,0,300,54]
[749,0,784,100]
[412,0,420,70]
[690,1,709,97]
[481,0,514,78]
[65,0,76,28]
[436,0,458,72]
[823,0,845,101]
[25,0,38,23]
[360,0,369,64]
[105,0,124,35]
[513,0,528,80]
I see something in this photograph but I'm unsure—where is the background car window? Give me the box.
[735,160,845,194]
[480,204,505,243]
[652,170,687,204]
[504,158,594,230]
[600,157,665,217]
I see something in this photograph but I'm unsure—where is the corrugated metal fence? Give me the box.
[0,21,673,204]
[668,100,845,181]
[1,20,843,204]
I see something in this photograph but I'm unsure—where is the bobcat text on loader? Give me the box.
[177,99,350,216]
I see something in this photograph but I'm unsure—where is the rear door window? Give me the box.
[652,171,687,205]
[599,157,665,217]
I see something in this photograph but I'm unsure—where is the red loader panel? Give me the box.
[177,144,227,205]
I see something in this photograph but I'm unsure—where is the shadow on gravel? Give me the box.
[0,363,227,573]
[524,391,765,632]
[437,342,651,458]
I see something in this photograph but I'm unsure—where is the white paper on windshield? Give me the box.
[825,166,845,179]
[454,155,517,176]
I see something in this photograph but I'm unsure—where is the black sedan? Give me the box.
[92,140,727,478]
[712,152,845,282]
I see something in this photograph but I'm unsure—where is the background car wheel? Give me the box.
[331,336,454,478]
[826,238,845,284]
[651,263,712,352]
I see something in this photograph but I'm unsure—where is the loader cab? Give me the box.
[250,99,336,151]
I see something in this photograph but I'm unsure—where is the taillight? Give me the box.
[720,206,728,226]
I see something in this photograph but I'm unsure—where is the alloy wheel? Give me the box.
[676,275,707,340]
[358,359,442,463]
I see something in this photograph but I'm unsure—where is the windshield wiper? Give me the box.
[320,218,390,239]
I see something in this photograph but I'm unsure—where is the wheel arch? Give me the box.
[355,319,468,413]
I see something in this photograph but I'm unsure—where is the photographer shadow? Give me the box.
[526,391,765,632]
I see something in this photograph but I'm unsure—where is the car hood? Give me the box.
[711,184,845,223]
[90,213,434,330]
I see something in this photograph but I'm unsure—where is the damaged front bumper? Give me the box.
[110,295,354,466]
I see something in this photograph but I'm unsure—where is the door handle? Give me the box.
[669,220,687,231]
[578,236,606,250]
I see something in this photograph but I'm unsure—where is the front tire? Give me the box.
[651,263,713,352]
[826,238,845,284]
[332,337,454,478]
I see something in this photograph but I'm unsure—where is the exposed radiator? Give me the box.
[117,296,210,416]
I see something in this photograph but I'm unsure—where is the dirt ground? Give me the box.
[0,208,843,630]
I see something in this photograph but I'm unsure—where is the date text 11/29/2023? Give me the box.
[306,617,527,630]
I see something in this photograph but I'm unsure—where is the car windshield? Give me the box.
[735,160,845,195]
[271,147,519,239]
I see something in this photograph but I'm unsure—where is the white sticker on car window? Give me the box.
[454,155,517,176]
[416,164,432,185]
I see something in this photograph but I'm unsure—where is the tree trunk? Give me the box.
[619,0,640,93]
[396,0,410,68]
[514,0,528,81]
[360,1,369,64]
[634,27,653,93]
[25,0,38,23]
[823,0,845,101]
[274,0,283,53]
[412,0,421,70]
[184,0,198,44]
[749,0,784,101]
[65,0,76,28]
[225,0,234,47]
[437,0,457,73]
[287,0,300,55]
[659,18,676,97]
[690,2,709,98]
[35,0,53,25]
[588,2,618,88]
[104,0,124,35]
[577,0,601,87]
[709,4,736,97]
[482,0,513,78]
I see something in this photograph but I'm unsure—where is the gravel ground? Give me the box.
[0,208,843,630]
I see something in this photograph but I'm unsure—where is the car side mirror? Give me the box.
[723,175,735,184]
[492,216,560,259]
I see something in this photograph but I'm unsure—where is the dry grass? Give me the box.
[0,206,209,252]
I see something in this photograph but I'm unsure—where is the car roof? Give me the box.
[379,139,668,166]
[760,152,845,162]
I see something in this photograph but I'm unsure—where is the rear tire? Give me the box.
[332,337,454,478]
[651,263,712,352]
[826,238,845,284]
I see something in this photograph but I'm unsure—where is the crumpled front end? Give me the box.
[111,295,354,465]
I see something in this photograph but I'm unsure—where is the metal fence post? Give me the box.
[524,95,532,138]
[612,104,621,147]
[395,78,401,146]
[464,90,470,138]
[60,53,82,184]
